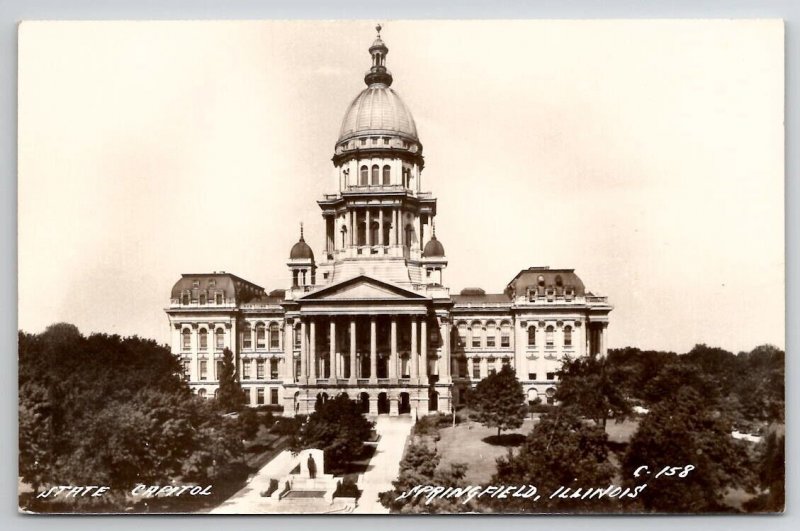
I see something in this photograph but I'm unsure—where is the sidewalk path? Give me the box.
[353,415,413,514]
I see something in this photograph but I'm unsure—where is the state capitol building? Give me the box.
[165,28,612,416]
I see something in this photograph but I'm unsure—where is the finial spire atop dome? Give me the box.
[365,23,393,87]
[299,222,304,241]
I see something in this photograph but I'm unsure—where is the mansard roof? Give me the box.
[504,267,587,297]
[170,273,265,303]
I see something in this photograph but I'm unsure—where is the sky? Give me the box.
[18,20,784,353]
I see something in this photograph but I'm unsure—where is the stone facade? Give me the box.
[165,27,612,416]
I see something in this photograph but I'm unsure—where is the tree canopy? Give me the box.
[555,355,631,428]
[18,324,247,512]
[292,395,374,468]
[490,409,617,513]
[467,365,527,436]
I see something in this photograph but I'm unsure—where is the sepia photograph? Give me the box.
[17,19,785,515]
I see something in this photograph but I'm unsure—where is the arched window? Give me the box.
[256,324,266,349]
[382,165,391,185]
[500,322,511,348]
[360,165,368,185]
[198,328,208,350]
[457,323,467,347]
[242,324,252,349]
[563,325,573,347]
[269,323,280,349]
[527,326,536,346]
[371,164,379,185]
[215,328,224,350]
[471,322,482,348]
[199,293,206,305]
[486,322,496,347]
[182,328,191,350]
[402,167,410,188]
[198,388,207,399]
[545,325,554,348]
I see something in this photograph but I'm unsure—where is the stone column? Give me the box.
[300,319,307,383]
[349,319,357,383]
[366,209,372,247]
[370,317,377,382]
[416,214,422,250]
[390,209,397,246]
[599,324,607,357]
[329,319,336,380]
[379,208,384,246]
[411,317,419,381]
[283,319,294,382]
[440,317,451,383]
[389,316,398,380]
[420,318,428,382]
[309,319,316,381]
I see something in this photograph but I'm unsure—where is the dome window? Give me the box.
[383,137,390,145]
[360,138,366,146]
[371,164,379,185]
[360,165,368,185]
[382,165,391,185]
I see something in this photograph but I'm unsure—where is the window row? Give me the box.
[180,290,225,306]
[241,358,281,380]
[242,322,281,350]
[527,325,573,348]
[182,328,225,351]
[243,386,280,406]
[359,164,391,185]
[456,322,513,349]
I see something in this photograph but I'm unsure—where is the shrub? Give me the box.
[333,478,360,499]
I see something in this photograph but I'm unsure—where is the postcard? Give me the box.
[17,19,785,514]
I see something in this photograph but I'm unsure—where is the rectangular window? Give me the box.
[270,388,279,404]
[527,328,536,347]
[243,328,252,350]
[257,359,265,379]
[546,372,555,380]
[199,361,207,381]
[486,335,495,347]
[215,293,223,304]
[242,387,251,405]
[216,361,224,380]
[270,359,279,379]
[295,360,301,379]
[546,328,554,348]
[242,359,251,380]
[270,326,280,349]
[528,372,537,380]
[256,327,266,349]
[257,388,265,405]
[472,334,481,348]
[472,361,480,379]
[215,329,224,350]
[199,331,207,351]
[294,327,301,349]
[501,333,510,347]
[457,332,466,348]
[182,360,191,381]
[182,331,191,351]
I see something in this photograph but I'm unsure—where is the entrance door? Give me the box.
[377,392,389,414]
[399,392,411,414]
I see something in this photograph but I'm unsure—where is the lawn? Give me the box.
[433,417,641,486]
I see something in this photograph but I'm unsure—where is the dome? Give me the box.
[422,235,445,258]
[338,86,418,144]
[290,239,314,260]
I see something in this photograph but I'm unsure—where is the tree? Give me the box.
[744,428,784,512]
[293,395,374,468]
[18,325,247,512]
[379,443,473,513]
[621,387,751,513]
[490,409,617,513]
[555,355,632,429]
[215,348,245,412]
[468,365,527,436]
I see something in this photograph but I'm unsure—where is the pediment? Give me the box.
[299,275,426,301]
